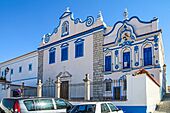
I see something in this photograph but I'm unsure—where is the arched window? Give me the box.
[123,49,130,69]
[61,21,69,36]
[143,44,152,66]
[49,47,56,64]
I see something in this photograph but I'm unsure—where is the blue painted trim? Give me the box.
[104,16,158,36]
[60,43,69,48]
[11,77,37,82]
[38,25,105,50]
[117,106,147,113]
[59,12,72,19]
[104,37,154,51]
[74,38,85,43]
[49,47,56,52]
[104,65,161,74]
[103,29,161,47]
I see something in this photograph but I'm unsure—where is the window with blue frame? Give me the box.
[29,64,32,71]
[144,47,152,66]
[49,47,56,64]
[61,46,68,61]
[10,69,13,75]
[123,52,130,69]
[19,66,22,73]
[61,21,69,37]
[105,56,112,72]
[75,39,84,58]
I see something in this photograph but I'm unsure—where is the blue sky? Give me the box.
[0,0,170,85]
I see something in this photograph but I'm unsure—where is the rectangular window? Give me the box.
[19,66,22,73]
[10,69,13,75]
[29,64,32,71]
[75,42,84,58]
[123,52,130,69]
[105,56,112,72]
[144,47,152,66]
[61,47,68,61]
[106,82,111,91]
[49,51,55,64]
[2,71,3,76]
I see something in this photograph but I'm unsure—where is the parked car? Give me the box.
[0,97,73,113]
[68,102,123,113]
[0,106,5,113]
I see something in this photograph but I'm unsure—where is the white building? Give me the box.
[37,8,166,112]
[0,8,166,113]
[0,51,38,98]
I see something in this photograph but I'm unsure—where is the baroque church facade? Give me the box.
[38,8,166,100]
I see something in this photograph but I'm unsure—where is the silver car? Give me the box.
[69,102,124,113]
[0,97,73,113]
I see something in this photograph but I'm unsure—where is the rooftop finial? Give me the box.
[123,8,128,20]
[66,7,70,12]
[97,11,103,21]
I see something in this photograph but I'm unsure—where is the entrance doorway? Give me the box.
[113,87,121,100]
[60,81,69,99]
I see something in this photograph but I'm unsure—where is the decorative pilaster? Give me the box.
[93,31,104,100]
[38,50,44,82]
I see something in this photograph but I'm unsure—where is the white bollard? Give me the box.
[83,74,90,101]
[55,77,61,98]
[37,79,42,97]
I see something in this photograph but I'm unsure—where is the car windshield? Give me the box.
[70,104,96,113]
[2,99,17,112]
[107,103,118,111]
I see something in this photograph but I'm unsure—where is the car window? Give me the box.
[86,104,95,113]
[70,104,95,113]
[107,103,118,112]
[101,103,110,113]
[24,100,35,111]
[55,99,67,109]
[34,99,54,110]
[2,99,16,112]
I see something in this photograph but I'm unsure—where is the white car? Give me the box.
[68,102,123,113]
[0,97,73,113]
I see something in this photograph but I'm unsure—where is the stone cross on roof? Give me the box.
[123,8,128,20]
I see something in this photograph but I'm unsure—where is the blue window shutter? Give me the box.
[144,47,152,66]
[105,56,112,71]
[123,52,130,69]
[61,47,68,61]
[49,51,55,64]
[75,42,84,58]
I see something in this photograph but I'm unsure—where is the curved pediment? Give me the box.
[40,8,101,47]
[116,22,136,47]
[104,16,158,47]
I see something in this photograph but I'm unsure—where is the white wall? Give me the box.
[146,74,160,112]
[43,34,94,83]
[0,51,38,87]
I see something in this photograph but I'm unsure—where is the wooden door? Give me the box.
[60,81,69,99]
[114,87,120,100]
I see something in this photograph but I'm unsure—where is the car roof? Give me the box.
[72,101,115,105]
[2,97,64,100]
